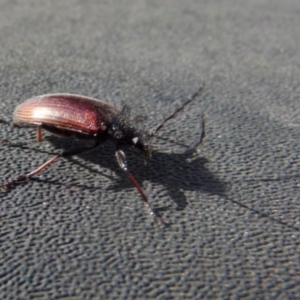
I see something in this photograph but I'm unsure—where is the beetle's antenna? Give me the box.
[146,114,205,155]
[121,104,131,117]
[149,114,206,154]
[150,78,205,136]
[185,113,205,154]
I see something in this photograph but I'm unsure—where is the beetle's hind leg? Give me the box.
[1,141,102,191]
[0,124,44,146]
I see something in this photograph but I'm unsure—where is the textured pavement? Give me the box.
[0,0,299,299]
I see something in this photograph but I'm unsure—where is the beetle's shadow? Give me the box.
[45,137,227,211]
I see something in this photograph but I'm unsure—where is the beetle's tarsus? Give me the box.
[145,203,165,227]
[1,185,8,192]
[1,175,28,191]
[153,215,165,227]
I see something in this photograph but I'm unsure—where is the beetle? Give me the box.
[1,80,205,225]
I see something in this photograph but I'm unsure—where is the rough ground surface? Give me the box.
[0,0,299,299]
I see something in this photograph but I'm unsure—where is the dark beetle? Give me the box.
[1,81,205,225]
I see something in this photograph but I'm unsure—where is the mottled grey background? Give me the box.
[0,0,299,299]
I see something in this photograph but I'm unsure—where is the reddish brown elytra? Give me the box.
[1,81,205,225]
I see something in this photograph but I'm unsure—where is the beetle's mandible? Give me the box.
[1,81,205,226]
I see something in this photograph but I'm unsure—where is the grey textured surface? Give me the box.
[0,0,300,299]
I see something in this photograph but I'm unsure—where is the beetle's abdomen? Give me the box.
[13,94,120,136]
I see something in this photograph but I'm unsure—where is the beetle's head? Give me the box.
[129,133,154,157]
[108,113,153,156]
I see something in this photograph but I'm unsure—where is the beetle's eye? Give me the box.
[132,137,139,144]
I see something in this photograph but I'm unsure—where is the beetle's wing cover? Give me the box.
[13,94,120,135]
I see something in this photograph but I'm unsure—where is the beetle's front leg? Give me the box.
[115,149,164,226]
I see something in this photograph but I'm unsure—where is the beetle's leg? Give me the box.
[115,149,164,226]
[0,120,26,146]
[0,124,43,146]
[150,78,205,136]
[0,119,11,125]
[36,126,42,142]
[1,142,101,191]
